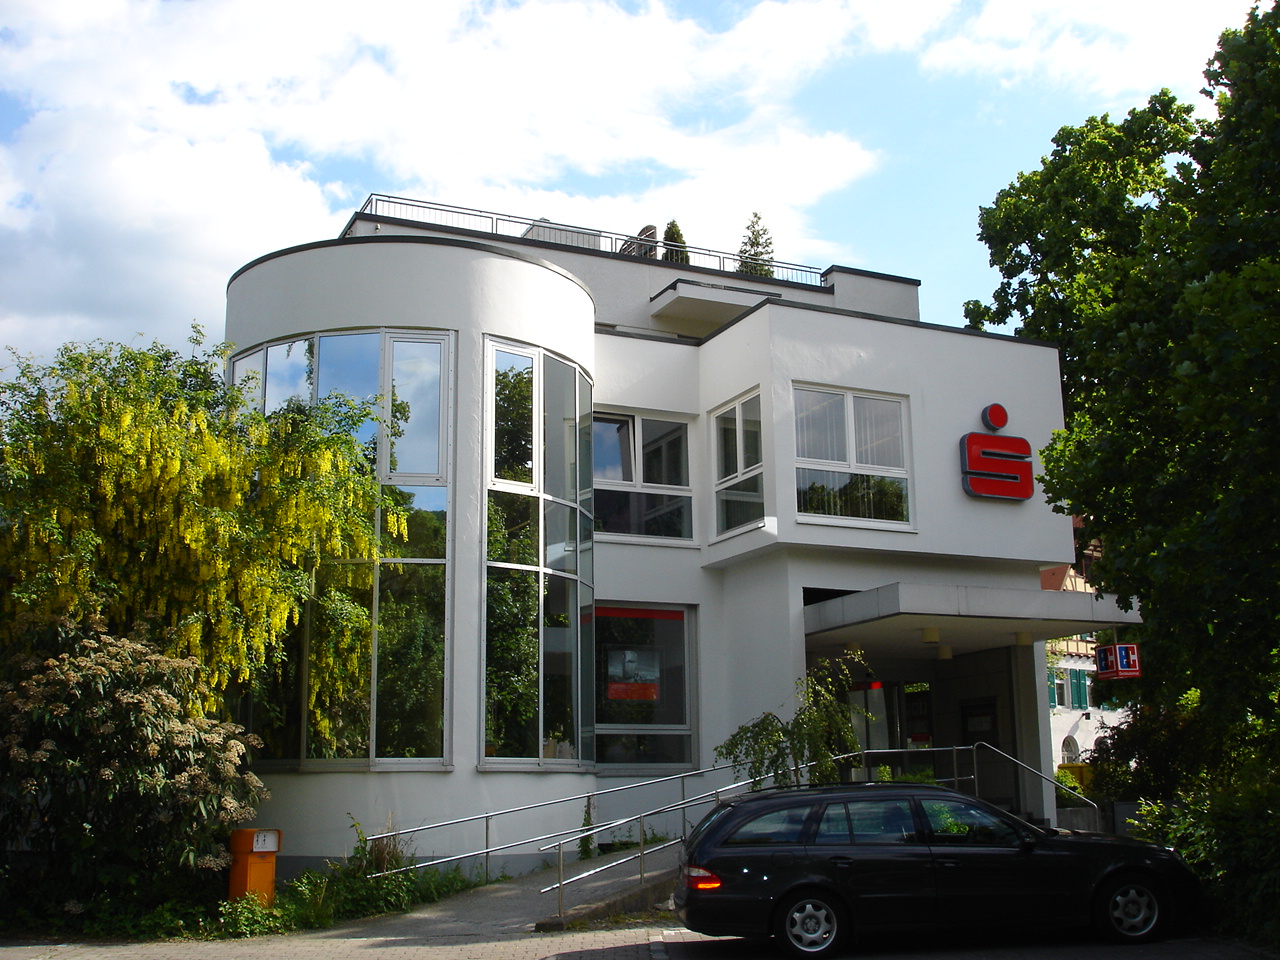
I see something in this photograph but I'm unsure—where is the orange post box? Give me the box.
[229,828,282,906]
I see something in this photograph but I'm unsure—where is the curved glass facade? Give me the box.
[485,342,595,762]
[229,330,594,768]
[230,330,451,763]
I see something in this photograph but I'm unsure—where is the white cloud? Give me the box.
[920,0,1257,108]
[0,0,1262,361]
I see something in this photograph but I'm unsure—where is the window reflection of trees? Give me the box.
[494,355,534,483]
[796,469,908,522]
[307,563,374,759]
[485,566,539,757]
[376,563,445,758]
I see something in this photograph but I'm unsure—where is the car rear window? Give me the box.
[723,803,812,845]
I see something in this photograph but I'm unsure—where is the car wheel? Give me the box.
[775,890,847,958]
[1094,874,1164,942]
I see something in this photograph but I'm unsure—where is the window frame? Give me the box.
[793,384,912,528]
[594,604,696,770]
[592,410,694,541]
[712,391,766,537]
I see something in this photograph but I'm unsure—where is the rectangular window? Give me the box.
[389,339,444,478]
[794,386,908,523]
[593,414,693,539]
[595,606,692,765]
[714,394,764,535]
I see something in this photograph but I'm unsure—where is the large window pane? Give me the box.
[488,490,538,565]
[494,351,534,483]
[642,420,688,486]
[717,474,764,534]
[318,333,380,455]
[307,563,374,759]
[593,417,634,482]
[232,350,264,407]
[542,575,577,759]
[596,733,691,765]
[596,609,687,726]
[375,563,445,758]
[578,510,594,586]
[485,567,540,758]
[742,395,763,469]
[383,485,447,560]
[795,389,847,462]
[318,333,380,402]
[797,468,908,522]
[543,355,576,501]
[228,622,301,761]
[853,396,904,468]
[578,374,593,506]
[390,340,442,475]
[716,410,738,479]
[266,339,312,413]
[579,584,595,763]
[595,490,692,539]
[544,499,577,574]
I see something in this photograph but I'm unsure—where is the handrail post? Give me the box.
[557,840,565,917]
[485,815,492,884]
[638,813,646,881]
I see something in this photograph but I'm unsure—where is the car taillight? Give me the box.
[685,866,722,890]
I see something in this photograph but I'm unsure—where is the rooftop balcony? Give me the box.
[349,194,825,286]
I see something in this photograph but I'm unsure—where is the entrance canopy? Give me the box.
[804,582,1141,660]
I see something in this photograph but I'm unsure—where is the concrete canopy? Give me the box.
[804,582,1141,660]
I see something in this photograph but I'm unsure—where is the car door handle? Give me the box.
[829,856,855,867]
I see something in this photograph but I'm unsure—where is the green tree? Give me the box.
[735,212,775,277]
[962,90,1199,418]
[662,219,690,264]
[0,624,268,921]
[714,657,865,787]
[965,1,1280,788]
[0,333,386,708]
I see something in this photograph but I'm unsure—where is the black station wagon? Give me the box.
[674,783,1198,958]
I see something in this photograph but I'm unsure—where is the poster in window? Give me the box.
[606,646,660,701]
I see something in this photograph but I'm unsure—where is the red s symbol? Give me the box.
[960,404,1033,501]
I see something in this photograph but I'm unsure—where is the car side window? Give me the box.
[814,803,852,844]
[921,798,1021,847]
[724,804,812,845]
[814,799,921,845]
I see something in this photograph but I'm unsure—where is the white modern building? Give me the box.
[223,197,1140,871]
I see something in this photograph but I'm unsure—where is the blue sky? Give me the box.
[0,0,1259,361]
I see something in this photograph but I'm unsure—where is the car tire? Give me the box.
[775,890,847,958]
[1093,874,1164,942]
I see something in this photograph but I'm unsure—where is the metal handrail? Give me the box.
[364,760,744,880]
[973,740,1098,810]
[364,742,1090,893]
[355,194,825,286]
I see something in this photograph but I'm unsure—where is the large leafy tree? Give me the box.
[966,2,1280,784]
[0,333,386,702]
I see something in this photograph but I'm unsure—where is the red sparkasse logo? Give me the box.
[960,404,1033,501]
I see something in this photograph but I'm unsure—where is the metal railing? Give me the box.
[364,741,1092,915]
[365,761,743,882]
[354,194,825,286]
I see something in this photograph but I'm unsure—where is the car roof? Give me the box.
[725,781,963,805]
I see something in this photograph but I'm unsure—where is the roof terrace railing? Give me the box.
[355,194,825,286]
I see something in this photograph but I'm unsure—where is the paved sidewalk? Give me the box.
[3,845,1274,960]
[0,846,683,960]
